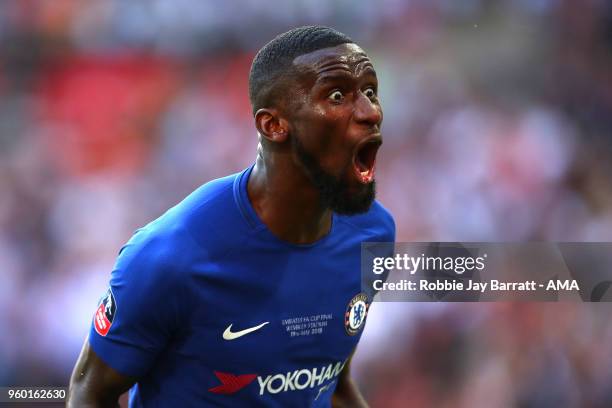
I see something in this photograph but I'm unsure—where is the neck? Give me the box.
[247,145,332,244]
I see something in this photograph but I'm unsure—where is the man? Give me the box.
[68,25,395,407]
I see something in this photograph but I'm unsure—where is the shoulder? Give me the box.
[117,171,249,275]
[336,200,395,242]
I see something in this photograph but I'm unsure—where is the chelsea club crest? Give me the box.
[344,293,369,336]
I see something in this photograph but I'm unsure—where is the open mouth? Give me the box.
[353,138,382,184]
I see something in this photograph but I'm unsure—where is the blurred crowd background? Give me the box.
[1,0,612,407]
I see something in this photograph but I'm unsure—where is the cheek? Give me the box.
[302,107,349,153]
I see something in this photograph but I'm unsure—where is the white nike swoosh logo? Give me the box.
[223,322,269,340]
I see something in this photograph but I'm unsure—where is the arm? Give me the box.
[67,336,137,408]
[331,354,369,408]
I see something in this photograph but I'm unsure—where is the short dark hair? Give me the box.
[248,26,353,115]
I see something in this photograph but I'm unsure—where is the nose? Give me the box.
[353,92,382,127]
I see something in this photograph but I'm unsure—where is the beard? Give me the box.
[292,136,375,215]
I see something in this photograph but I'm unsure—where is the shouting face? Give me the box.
[287,43,383,215]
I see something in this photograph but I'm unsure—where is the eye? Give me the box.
[363,87,377,100]
[328,90,344,102]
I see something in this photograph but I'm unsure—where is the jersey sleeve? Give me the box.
[88,228,187,378]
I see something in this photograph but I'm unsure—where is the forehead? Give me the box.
[292,43,374,77]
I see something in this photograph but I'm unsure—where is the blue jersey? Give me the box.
[89,165,395,407]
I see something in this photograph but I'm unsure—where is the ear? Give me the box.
[255,108,289,143]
